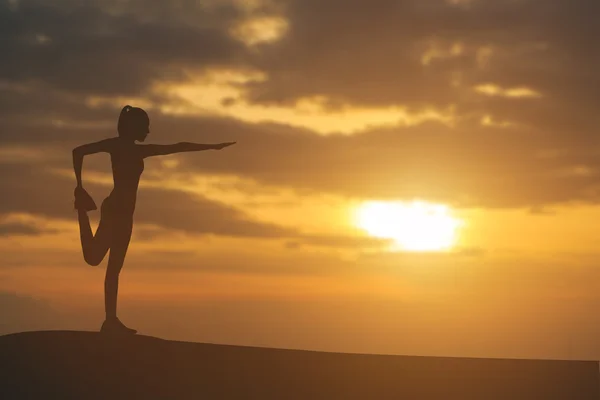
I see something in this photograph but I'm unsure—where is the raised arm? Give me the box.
[139,142,236,158]
[72,138,114,187]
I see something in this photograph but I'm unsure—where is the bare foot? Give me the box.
[100,318,137,335]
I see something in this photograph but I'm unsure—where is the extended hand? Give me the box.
[213,142,236,150]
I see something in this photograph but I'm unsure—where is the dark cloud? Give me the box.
[0,221,59,236]
[245,0,463,107]
[237,0,600,165]
[0,161,295,238]
[0,81,117,135]
[134,185,294,238]
[244,0,600,113]
[154,115,600,208]
[0,162,75,220]
[0,0,247,96]
[3,106,600,209]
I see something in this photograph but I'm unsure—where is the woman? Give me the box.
[73,105,235,334]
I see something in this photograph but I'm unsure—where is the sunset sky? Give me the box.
[2,0,600,360]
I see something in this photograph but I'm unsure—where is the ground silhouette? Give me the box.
[1,331,598,399]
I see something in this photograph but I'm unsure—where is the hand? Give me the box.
[74,186,97,211]
[213,142,236,150]
[74,185,90,199]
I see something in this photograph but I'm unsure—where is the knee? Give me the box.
[84,253,103,267]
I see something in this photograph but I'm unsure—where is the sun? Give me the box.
[355,200,463,252]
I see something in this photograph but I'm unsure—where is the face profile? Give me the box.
[132,119,150,142]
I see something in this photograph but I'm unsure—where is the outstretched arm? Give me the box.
[72,138,114,187]
[140,142,236,158]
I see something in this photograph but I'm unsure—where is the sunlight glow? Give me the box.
[355,201,463,252]
[474,84,542,98]
[85,68,457,135]
[152,69,457,135]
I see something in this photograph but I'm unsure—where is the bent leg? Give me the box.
[78,209,111,266]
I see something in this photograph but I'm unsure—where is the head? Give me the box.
[117,105,150,142]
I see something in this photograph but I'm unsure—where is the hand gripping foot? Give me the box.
[74,187,97,211]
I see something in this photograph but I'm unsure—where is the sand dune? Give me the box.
[1,331,598,399]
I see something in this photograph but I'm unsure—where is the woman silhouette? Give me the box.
[72,105,235,334]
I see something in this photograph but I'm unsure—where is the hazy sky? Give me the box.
[2,0,600,360]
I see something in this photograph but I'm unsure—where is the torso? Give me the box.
[104,140,144,214]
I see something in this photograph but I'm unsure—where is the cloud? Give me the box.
[0,220,59,236]
[0,161,387,250]
[134,185,295,238]
[0,162,76,220]
[0,161,294,238]
[158,115,600,208]
[287,234,393,250]
[0,0,247,96]
[1,0,600,211]
[3,104,600,210]
[241,0,600,111]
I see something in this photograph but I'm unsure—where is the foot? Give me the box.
[74,186,97,211]
[100,317,137,335]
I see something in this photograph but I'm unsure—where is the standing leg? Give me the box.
[101,219,136,334]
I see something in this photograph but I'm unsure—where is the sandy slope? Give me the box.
[1,331,598,399]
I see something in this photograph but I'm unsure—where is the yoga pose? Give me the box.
[73,105,235,334]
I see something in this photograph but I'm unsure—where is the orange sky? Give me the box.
[2,0,600,360]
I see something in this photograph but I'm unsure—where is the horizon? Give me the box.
[2,0,600,362]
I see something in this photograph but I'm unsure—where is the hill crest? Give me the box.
[1,330,598,399]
